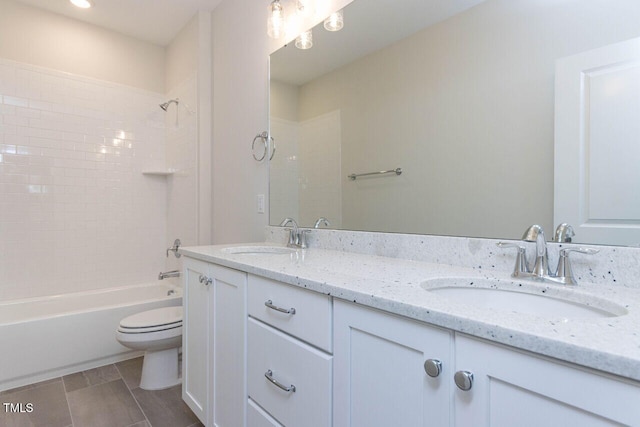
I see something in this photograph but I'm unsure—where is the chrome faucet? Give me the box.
[522,224,550,277]
[314,217,331,229]
[158,270,181,280]
[498,224,598,285]
[279,218,308,249]
[554,223,575,243]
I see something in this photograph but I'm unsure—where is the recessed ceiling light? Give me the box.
[70,0,92,9]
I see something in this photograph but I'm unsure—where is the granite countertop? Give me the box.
[180,242,640,382]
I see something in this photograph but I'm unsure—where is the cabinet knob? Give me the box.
[454,370,474,391]
[424,359,442,378]
[199,275,212,286]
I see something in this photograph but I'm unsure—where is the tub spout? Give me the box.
[158,270,181,280]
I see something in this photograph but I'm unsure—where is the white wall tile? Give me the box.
[0,58,167,301]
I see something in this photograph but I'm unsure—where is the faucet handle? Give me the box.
[496,242,530,277]
[555,247,599,285]
[559,247,599,256]
[166,239,181,258]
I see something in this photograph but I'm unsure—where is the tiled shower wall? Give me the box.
[0,58,168,301]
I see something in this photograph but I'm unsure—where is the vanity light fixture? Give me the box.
[267,0,286,39]
[295,29,313,50]
[324,9,344,32]
[296,0,314,17]
[70,0,92,8]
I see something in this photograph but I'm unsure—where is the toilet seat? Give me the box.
[118,306,182,334]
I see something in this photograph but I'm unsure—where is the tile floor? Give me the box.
[0,358,202,427]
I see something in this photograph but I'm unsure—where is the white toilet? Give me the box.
[116,306,183,390]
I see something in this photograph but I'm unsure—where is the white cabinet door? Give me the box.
[209,263,247,427]
[182,257,211,424]
[454,334,640,427]
[334,300,452,427]
[555,36,640,246]
[182,257,247,427]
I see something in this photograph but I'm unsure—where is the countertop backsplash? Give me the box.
[266,227,640,289]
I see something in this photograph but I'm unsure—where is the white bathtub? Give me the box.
[0,282,182,392]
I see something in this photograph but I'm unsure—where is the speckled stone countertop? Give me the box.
[180,241,640,382]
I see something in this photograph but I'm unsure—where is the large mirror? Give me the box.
[269,0,640,246]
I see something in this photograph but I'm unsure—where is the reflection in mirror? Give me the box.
[269,0,640,246]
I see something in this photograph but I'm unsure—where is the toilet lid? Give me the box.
[120,306,182,329]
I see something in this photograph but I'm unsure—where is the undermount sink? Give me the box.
[422,277,627,320]
[221,245,297,255]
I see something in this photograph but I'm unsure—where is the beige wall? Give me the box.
[0,0,165,92]
[211,0,350,243]
[211,0,270,244]
[165,15,199,93]
[292,0,640,238]
[270,80,299,121]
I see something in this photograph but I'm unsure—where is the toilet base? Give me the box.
[140,347,181,390]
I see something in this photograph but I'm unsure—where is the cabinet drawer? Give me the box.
[248,274,332,352]
[248,398,284,427]
[248,318,332,427]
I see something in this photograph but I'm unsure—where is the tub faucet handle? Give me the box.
[166,239,181,258]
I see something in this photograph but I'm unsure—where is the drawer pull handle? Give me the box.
[265,300,296,315]
[265,370,296,393]
[198,275,212,286]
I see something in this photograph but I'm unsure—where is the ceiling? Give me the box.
[12,0,224,46]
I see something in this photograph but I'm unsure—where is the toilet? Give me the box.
[116,306,183,390]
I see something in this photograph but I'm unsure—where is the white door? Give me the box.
[555,37,640,246]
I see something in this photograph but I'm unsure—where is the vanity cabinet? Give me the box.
[454,334,640,427]
[333,300,453,426]
[247,275,333,427]
[182,253,640,427]
[182,257,247,427]
[334,300,640,427]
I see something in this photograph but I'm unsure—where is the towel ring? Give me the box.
[252,131,276,161]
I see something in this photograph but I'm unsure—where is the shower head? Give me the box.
[159,98,179,111]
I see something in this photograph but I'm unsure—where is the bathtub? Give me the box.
[0,282,182,392]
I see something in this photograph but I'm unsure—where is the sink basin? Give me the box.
[221,245,297,255]
[422,277,627,320]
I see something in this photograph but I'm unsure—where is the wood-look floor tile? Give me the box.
[115,357,143,390]
[0,378,62,397]
[131,384,199,427]
[0,380,71,427]
[66,379,145,427]
[63,364,121,393]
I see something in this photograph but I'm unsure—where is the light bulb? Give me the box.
[295,30,313,50]
[267,0,286,39]
[296,0,314,17]
[324,9,343,32]
[70,0,92,8]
